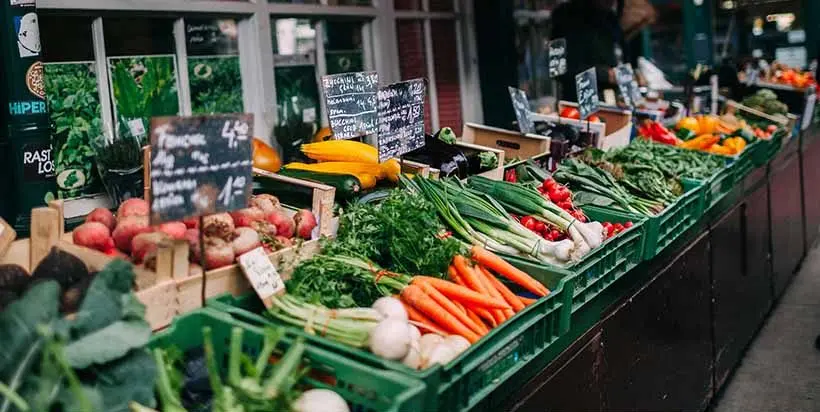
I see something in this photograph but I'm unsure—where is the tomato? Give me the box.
[613,223,625,233]
[543,178,558,190]
[624,221,633,229]
[560,107,580,120]
[534,221,546,233]
[521,216,536,230]
[550,187,571,202]
[551,230,561,240]
[542,231,554,241]
[587,115,602,123]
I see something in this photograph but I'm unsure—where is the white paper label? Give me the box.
[802,93,816,131]
[238,247,285,300]
[302,107,317,124]
[128,118,146,137]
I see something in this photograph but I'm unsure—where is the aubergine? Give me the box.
[404,133,469,178]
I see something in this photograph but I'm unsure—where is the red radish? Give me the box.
[184,229,201,262]
[250,221,278,238]
[73,222,115,253]
[550,230,561,240]
[520,216,535,230]
[534,220,546,233]
[201,213,235,239]
[293,209,317,239]
[230,207,266,227]
[200,237,235,270]
[624,221,633,228]
[131,232,171,263]
[116,198,149,221]
[266,210,295,238]
[157,222,187,240]
[85,208,116,231]
[231,227,261,256]
[250,194,281,215]
[183,217,199,229]
[112,216,152,252]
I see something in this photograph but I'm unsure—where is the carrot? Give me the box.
[479,266,526,312]
[408,320,449,336]
[413,276,509,310]
[448,269,498,328]
[475,267,510,323]
[465,307,490,335]
[401,285,480,343]
[519,297,536,305]
[472,246,549,296]
[453,255,487,293]
[416,280,487,336]
[401,298,437,325]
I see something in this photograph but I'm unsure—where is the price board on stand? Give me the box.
[508,87,535,134]
[548,38,567,78]
[377,78,426,162]
[615,64,634,108]
[575,67,600,120]
[149,114,254,223]
[321,71,379,139]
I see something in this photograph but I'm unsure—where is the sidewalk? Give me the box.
[712,243,820,412]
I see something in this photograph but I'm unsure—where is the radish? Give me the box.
[202,213,235,239]
[157,222,187,240]
[73,222,115,252]
[85,208,115,231]
[200,237,235,269]
[294,209,317,239]
[401,341,422,370]
[231,227,261,257]
[116,198,149,221]
[442,335,470,355]
[250,194,281,215]
[183,217,199,229]
[425,342,458,367]
[230,207,266,227]
[369,318,412,361]
[250,220,278,238]
[267,210,295,238]
[293,389,350,412]
[371,297,408,322]
[418,334,444,356]
[112,216,152,252]
[407,324,421,342]
[131,232,171,263]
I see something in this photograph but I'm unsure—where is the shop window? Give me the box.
[395,0,421,11]
[396,20,432,131]
[185,19,243,114]
[429,0,454,12]
[324,21,365,74]
[431,20,461,129]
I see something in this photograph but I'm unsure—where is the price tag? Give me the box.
[615,64,635,108]
[575,67,599,120]
[548,38,567,78]
[0,218,16,257]
[128,118,146,137]
[238,247,285,308]
[802,92,816,131]
[376,78,426,163]
[149,114,254,224]
[322,71,379,139]
[508,87,535,134]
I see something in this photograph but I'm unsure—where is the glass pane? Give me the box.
[272,18,320,161]
[430,0,453,12]
[324,21,365,74]
[395,0,421,11]
[395,20,431,131]
[103,17,175,56]
[185,19,243,114]
[431,21,461,130]
[40,15,94,62]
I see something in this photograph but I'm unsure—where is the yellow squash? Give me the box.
[301,140,379,164]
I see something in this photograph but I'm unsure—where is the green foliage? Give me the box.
[110,56,180,144]
[189,56,244,114]
[44,63,103,198]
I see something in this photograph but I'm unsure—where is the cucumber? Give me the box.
[276,168,362,200]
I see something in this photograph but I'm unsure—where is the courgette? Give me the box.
[277,168,362,200]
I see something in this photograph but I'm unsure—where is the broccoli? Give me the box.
[742,94,766,109]
[763,99,789,115]
[756,89,778,101]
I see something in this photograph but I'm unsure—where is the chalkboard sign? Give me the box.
[508,87,535,134]
[377,78,426,162]
[615,64,637,108]
[149,114,253,224]
[548,38,567,78]
[321,71,378,140]
[575,68,599,120]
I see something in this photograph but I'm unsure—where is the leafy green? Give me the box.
[65,320,152,369]
[189,57,243,114]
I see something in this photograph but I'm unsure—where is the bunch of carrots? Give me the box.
[399,246,549,344]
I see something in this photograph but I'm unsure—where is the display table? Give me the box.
[501,125,820,411]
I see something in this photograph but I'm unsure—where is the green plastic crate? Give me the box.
[207,273,571,412]
[753,129,786,167]
[638,180,705,260]
[501,209,645,315]
[733,139,762,181]
[149,309,426,412]
[685,158,735,213]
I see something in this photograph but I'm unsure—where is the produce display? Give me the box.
[640,112,771,156]
[740,89,789,117]
[404,128,499,178]
[71,195,317,270]
[740,64,818,90]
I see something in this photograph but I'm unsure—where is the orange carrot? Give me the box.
[413,276,509,310]
[408,320,449,336]
[479,266,526,312]
[464,307,490,334]
[449,270,498,328]
[453,255,487,293]
[401,298,437,325]
[475,267,510,323]
[401,285,480,343]
[416,280,487,336]
[519,297,536,305]
[472,246,549,296]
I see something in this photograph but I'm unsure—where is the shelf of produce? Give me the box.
[207,272,571,412]
[461,122,551,162]
[149,308,427,412]
[501,208,645,319]
[252,168,336,237]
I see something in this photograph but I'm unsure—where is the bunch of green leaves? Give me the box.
[0,260,157,412]
[579,148,681,205]
[741,89,789,116]
[189,57,244,115]
[605,139,724,181]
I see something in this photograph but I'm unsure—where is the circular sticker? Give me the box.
[26,61,45,99]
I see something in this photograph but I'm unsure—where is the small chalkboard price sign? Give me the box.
[575,67,599,120]
[615,64,635,108]
[321,71,378,139]
[377,78,426,162]
[149,114,254,224]
[508,87,535,134]
[548,38,567,78]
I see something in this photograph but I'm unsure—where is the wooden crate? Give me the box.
[558,101,633,149]
[461,122,551,160]
[724,99,791,127]
[454,141,505,180]
[252,168,336,237]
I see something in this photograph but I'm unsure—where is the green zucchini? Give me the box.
[276,168,362,200]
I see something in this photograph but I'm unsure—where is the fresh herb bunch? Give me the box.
[605,139,724,181]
